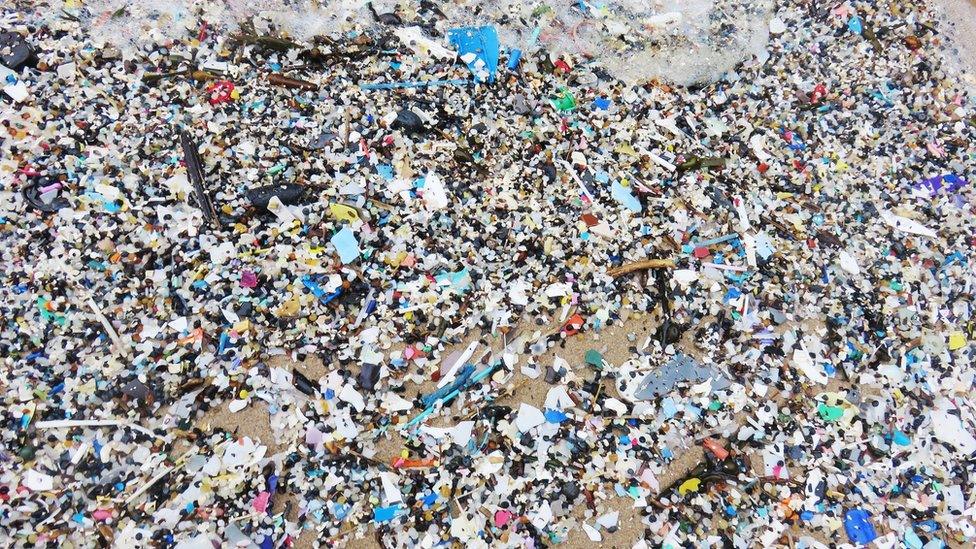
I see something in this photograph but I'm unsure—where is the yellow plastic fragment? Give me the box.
[949,332,967,351]
[330,203,360,222]
[615,142,638,156]
[678,478,701,495]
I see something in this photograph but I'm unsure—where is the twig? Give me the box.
[120,440,228,507]
[268,73,319,90]
[607,259,676,278]
[142,70,190,84]
[231,33,302,52]
[35,418,154,437]
[60,9,81,22]
[122,463,175,506]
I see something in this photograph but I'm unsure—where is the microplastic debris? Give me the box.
[2,2,975,548]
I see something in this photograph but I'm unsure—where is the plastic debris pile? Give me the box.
[1,0,975,547]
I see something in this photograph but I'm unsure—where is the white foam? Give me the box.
[62,0,773,84]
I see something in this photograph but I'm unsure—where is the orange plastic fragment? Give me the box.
[702,438,729,460]
[561,314,585,337]
[391,457,438,469]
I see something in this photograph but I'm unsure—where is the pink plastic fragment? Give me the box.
[494,509,513,527]
[241,271,258,288]
[252,491,271,513]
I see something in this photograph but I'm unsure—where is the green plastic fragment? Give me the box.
[584,349,603,368]
[817,403,844,422]
[18,445,36,460]
[552,87,576,111]
[37,297,67,326]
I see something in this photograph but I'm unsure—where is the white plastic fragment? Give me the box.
[422,172,450,210]
[930,400,976,455]
[881,210,937,238]
[596,510,619,529]
[23,470,54,491]
[3,81,28,102]
[582,523,602,542]
[839,250,860,275]
[792,347,828,385]
[394,26,456,60]
[515,403,545,432]
[379,472,403,504]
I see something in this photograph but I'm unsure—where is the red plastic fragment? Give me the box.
[561,314,585,337]
[206,80,235,105]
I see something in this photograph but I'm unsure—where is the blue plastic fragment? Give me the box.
[544,409,568,423]
[692,232,739,247]
[448,26,500,82]
[915,173,967,197]
[376,164,394,181]
[843,509,877,545]
[409,362,500,429]
[664,398,683,419]
[301,275,342,304]
[421,364,474,407]
[635,354,726,400]
[893,430,911,446]
[332,502,349,520]
[904,529,924,549]
[435,267,471,292]
[507,48,522,70]
[331,227,360,264]
[360,78,471,90]
[374,504,401,522]
[218,332,230,355]
[611,180,642,212]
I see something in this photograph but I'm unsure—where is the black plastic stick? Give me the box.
[179,130,219,228]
